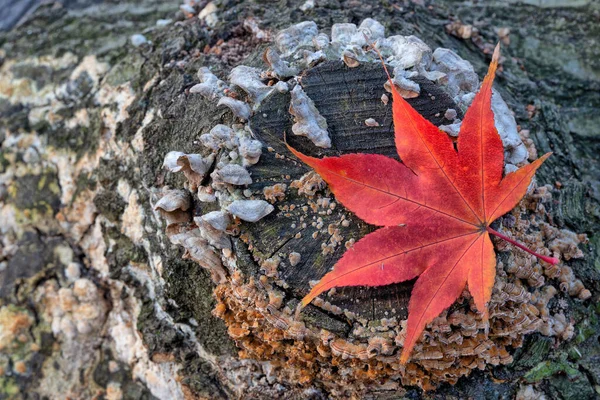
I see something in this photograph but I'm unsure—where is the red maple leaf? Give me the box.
[288,45,558,364]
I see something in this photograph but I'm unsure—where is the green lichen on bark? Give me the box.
[7,170,61,217]
[0,0,599,398]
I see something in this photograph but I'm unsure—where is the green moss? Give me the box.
[575,307,599,344]
[46,108,102,159]
[103,227,148,278]
[93,349,157,400]
[7,170,61,217]
[96,158,130,191]
[524,359,580,383]
[94,190,126,224]
[549,369,595,400]
[180,356,228,399]
[162,254,236,356]
[0,152,10,172]
[71,172,97,205]
[103,53,146,90]
[521,308,599,399]
[0,377,20,396]
[591,234,600,274]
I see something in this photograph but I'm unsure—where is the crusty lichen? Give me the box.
[0,26,208,397]
[3,2,597,398]
[153,17,591,395]
[205,184,588,394]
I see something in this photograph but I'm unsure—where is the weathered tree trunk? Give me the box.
[0,1,599,399]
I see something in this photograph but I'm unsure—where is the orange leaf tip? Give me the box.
[492,42,500,64]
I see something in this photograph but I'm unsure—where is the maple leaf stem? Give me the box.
[363,33,393,82]
[486,227,559,265]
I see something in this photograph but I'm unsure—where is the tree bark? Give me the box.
[0,0,599,399]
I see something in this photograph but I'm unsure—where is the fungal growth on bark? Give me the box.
[1,1,597,398]
[155,17,590,394]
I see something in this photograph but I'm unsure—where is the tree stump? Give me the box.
[245,60,464,322]
[1,1,599,399]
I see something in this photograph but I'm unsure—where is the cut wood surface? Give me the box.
[1,0,599,399]
[247,60,462,322]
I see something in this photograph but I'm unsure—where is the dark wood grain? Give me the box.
[245,60,462,322]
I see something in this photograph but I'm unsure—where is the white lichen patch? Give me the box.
[288,252,301,267]
[379,35,432,70]
[194,216,232,250]
[200,211,230,232]
[364,118,380,127]
[0,52,79,106]
[431,48,479,98]
[229,65,274,106]
[275,21,319,57]
[212,164,253,185]
[106,284,186,400]
[444,108,458,120]
[289,85,331,148]
[218,96,252,120]
[200,124,237,151]
[190,67,228,99]
[439,120,462,137]
[228,200,274,222]
[163,151,214,190]
[384,68,420,99]
[154,189,192,227]
[263,47,299,78]
[331,20,385,47]
[130,34,149,47]
[491,91,529,166]
[238,135,263,166]
[121,188,146,245]
[170,230,227,283]
[0,306,33,351]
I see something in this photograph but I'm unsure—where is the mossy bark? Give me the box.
[0,0,599,399]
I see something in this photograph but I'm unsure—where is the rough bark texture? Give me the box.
[0,0,599,399]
